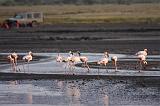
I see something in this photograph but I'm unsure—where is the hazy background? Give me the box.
[0,0,160,5]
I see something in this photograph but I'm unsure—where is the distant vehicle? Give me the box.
[5,12,43,27]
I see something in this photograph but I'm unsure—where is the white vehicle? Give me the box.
[6,12,43,27]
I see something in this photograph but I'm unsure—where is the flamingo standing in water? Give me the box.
[97,52,109,74]
[22,51,33,72]
[135,49,148,71]
[137,54,147,72]
[57,51,75,73]
[66,51,75,70]
[135,49,147,57]
[7,52,18,72]
[11,52,18,65]
[56,53,63,62]
[111,56,118,72]
[7,54,16,71]
[77,51,90,72]
[65,51,80,73]
[56,53,71,73]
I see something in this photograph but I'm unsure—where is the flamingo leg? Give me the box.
[65,61,69,69]
[10,61,14,71]
[14,61,18,72]
[85,62,90,72]
[71,62,75,74]
[115,61,117,72]
[98,64,100,75]
[139,61,142,72]
[28,62,29,72]
[136,61,139,69]
[105,64,108,72]
[22,61,25,73]
[13,62,16,72]
[15,60,20,72]
[68,61,73,74]
[98,64,100,74]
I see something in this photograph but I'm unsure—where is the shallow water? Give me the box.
[0,53,160,105]
[0,78,159,106]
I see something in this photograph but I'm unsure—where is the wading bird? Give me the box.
[22,51,33,72]
[77,51,90,72]
[135,49,147,57]
[97,52,109,73]
[66,51,75,70]
[58,51,76,73]
[56,53,63,62]
[56,53,72,73]
[7,52,18,72]
[137,54,147,72]
[7,54,16,72]
[111,56,118,72]
[11,52,18,65]
[135,49,148,72]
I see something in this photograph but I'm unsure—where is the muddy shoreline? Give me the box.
[0,23,160,105]
[0,23,160,54]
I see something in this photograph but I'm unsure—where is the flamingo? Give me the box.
[111,56,118,72]
[56,53,72,73]
[56,53,63,62]
[66,51,75,70]
[135,49,147,57]
[135,49,148,71]
[97,52,109,74]
[137,54,147,72]
[7,52,18,72]
[11,52,18,65]
[7,54,16,72]
[65,51,81,73]
[22,51,33,72]
[58,51,75,73]
[77,51,90,72]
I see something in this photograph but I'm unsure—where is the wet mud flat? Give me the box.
[0,23,160,105]
[0,23,160,54]
[0,77,159,106]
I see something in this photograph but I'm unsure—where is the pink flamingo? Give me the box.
[22,51,33,72]
[97,52,109,73]
[137,54,147,72]
[56,53,63,62]
[77,51,90,72]
[135,49,147,57]
[7,52,18,72]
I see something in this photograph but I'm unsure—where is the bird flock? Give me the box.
[6,49,148,73]
[56,49,148,74]
[7,51,33,72]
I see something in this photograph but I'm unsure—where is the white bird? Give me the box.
[111,56,118,72]
[11,52,18,65]
[60,51,76,73]
[56,53,63,62]
[135,49,147,57]
[97,52,109,73]
[7,54,16,71]
[137,54,147,72]
[22,51,33,72]
[67,51,75,69]
[77,51,90,72]
[7,52,18,72]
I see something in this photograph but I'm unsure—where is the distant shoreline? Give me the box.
[0,4,160,24]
